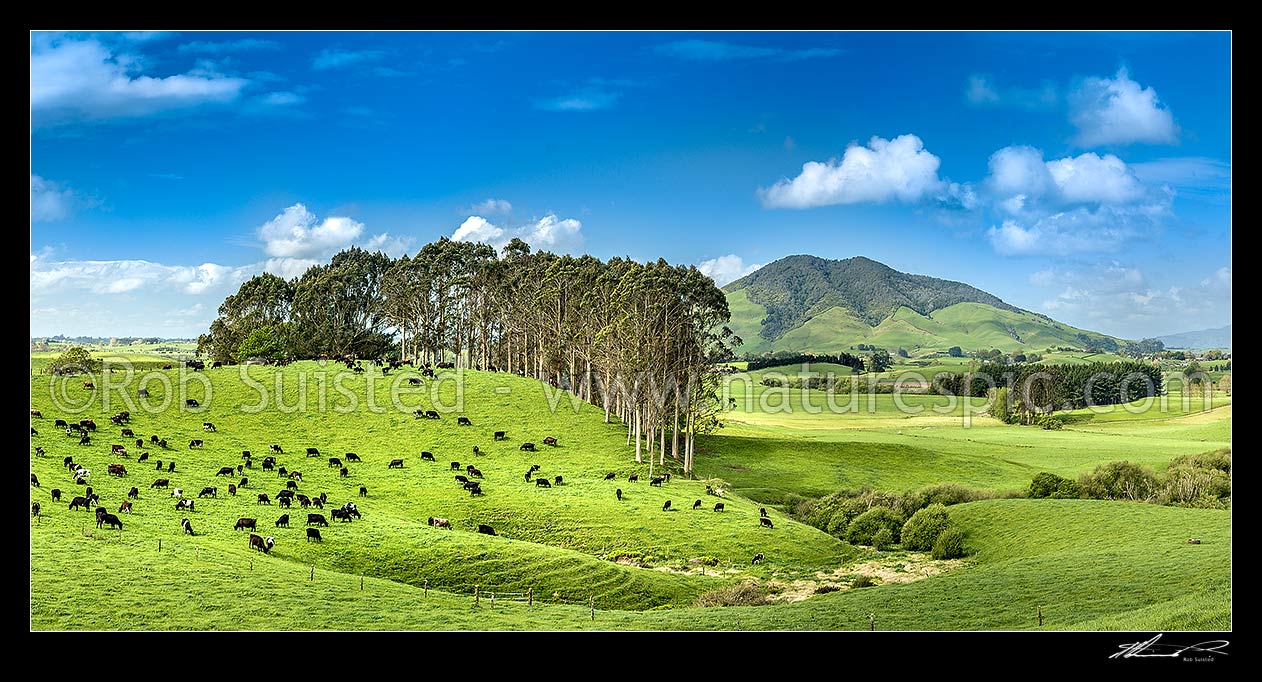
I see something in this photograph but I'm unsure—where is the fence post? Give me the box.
[528,588,533,606]
[250,555,253,571]
[1037,605,1043,627]
[360,574,364,591]
[869,613,875,631]
[310,564,314,581]
[424,579,428,598]
[490,592,495,608]
[158,539,161,553]
[590,596,595,622]
[474,584,480,606]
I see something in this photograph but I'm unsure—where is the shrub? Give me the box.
[989,387,1013,424]
[872,527,894,551]
[695,583,769,607]
[851,575,876,588]
[900,503,953,551]
[917,482,995,507]
[1157,466,1231,507]
[1078,461,1160,501]
[1028,472,1082,499]
[814,584,841,594]
[825,498,871,536]
[931,527,967,560]
[47,346,101,376]
[1036,415,1064,430]
[1168,449,1231,475]
[844,507,904,545]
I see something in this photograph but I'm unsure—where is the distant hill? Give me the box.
[1155,325,1231,350]
[723,255,1119,355]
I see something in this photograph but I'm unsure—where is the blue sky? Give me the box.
[30,31,1231,340]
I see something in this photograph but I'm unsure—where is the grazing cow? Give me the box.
[33,445,45,456]
[155,460,164,471]
[529,464,541,473]
[421,452,435,462]
[239,477,249,488]
[189,440,204,449]
[307,514,328,527]
[554,475,563,486]
[520,442,536,452]
[257,494,271,505]
[472,446,480,455]
[84,382,95,390]
[121,429,134,438]
[138,389,149,397]
[477,524,496,536]
[359,486,367,497]
[428,517,452,529]
[277,467,288,478]
[455,417,473,427]
[649,477,664,487]
[425,410,440,420]
[199,487,217,498]
[185,399,198,407]
[664,473,671,483]
[64,456,75,469]
[262,459,275,471]
[287,480,298,490]
[342,502,360,519]
[151,435,160,444]
[158,439,168,449]
[275,514,290,528]
[760,517,774,529]
[182,518,194,536]
[693,499,702,510]
[450,461,461,471]
[760,507,768,518]
[55,419,68,428]
[228,484,237,497]
[331,509,351,523]
[31,410,42,418]
[455,475,469,484]
[543,436,558,447]
[345,452,361,463]
[69,496,90,511]
[468,467,483,479]
[524,471,532,483]
[466,483,483,496]
[127,487,139,499]
[248,534,273,553]
[494,431,506,441]
[175,499,195,512]
[628,475,639,483]
[138,452,148,462]
[407,378,422,386]
[78,433,90,446]
[168,461,176,473]
[616,489,623,501]
[32,427,38,437]
[234,518,257,531]
[326,456,344,469]
[278,497,291,508]
[52,488,63,502]
[713,503,725,512]
[170,488,184,499]
[306,528,323,542]
[388,459,404,469]
[151,478,169,489]
[97,513,123,530]
[32,501,40,517]
[752,553,765,565]
[271,444,283,454]
[81,419,97,431]
[320,493,327,503]
[298,494,311,507]
[108,463,127,476]
[242,451,252,460]
[536,478,551,488]
[604,472,616,480]
[31,474,40,487]
[306,448,319,457]
[203,422,216,432]
[662,500,672,512]
[216,466,234,477]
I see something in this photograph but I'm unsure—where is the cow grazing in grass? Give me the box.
[604,472,616,480]
[138,388,149,397]
[428,517,451,529]
[359,486,367,497]
[529,464,541,473]
[84,382,95,390]
[32,502,40,517]
[306,528,323,542]
[108,463,127,476]
[752,553,764,565]
[536,478,552,488]
[455,475,469,484]
[616,489,623,501]
[494,431,506,441]
[203,422,216,432]
[239,476,249,488]
[662,500,672,511]
[760,508,768,518]
[67,496,88,511]
[450,461,461,471]
[760,517,774,529]
[277,467,287,478]
[421,452,435,462]
[138,452,148,462]
[287,480,298,490]
[278,496,291,508]
[306,448,319,457]
[125,487,138,500]
[328,457,342,468]
[234,518,257,531]
[520,442,536,452]
[693,499,702,510]
[473,446,480,455]
[31,409,43,418]
[466,483,483,496]
[331,509,352,523]
[554,475,563,486]
[457,417,472,426]
[388,459,404,469]
[307,514,328,527]
[185,399,198,407]
[175,499,195,512]
[158,439,168,449]
[151,478,169,489]
[54,419,67,428]
[199,487,217,498]
[345,452,361,463]
[271,444,283,454]
[649,477,664,487]
[467,467,482,479]
[713,503,725,512]
[425,410,440,420]
[121,429,134,438]
[257,494,271,505]
[477,524,496,536]
[97,513,123,530]
[524,470,532,483]
[262,459,275,472]
[189,440,203,449]
[31,474,40,487]
[628,474,639,483]
[543,436,558,447]
[248,534,274,553]
[227,483,237,497]
[118,501,132,514]
[167,461,176,473]
[216,466,234,477]
[151,435,160,444]
[52,488,63,502]
[182,517,194,536]
[78,433,90,446]
[275,514,290,528]
[81,419,96,431]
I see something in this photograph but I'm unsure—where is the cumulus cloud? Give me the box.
[697,254,764,287]
[1069,68,1179,146]
[311,48,385,70]
[30,35,248,126]
[466,198,513,215]
[257,204,365,259]
[364,232,415,257]
[986,201,1169,256]
[451,214,584,253]
[31,174,77,222]
[29,252,253,297]
[1046,153,1146,204]
[262,257,319,279]
[654,39,843,62]
[759,134,947,209]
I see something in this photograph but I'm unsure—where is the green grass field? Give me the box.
[30,359,1230,630]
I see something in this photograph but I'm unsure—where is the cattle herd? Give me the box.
[31,363,775,575]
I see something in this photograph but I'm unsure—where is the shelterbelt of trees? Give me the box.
[198,238,741,473]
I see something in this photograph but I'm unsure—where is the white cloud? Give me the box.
[260,91,306,107]
[697,254,764,287]
[451,214,584,253]
[262,257,319,279]
[30,253,253,297]
[759,134,946,209]
[172,303,204,317]
[1069,67,1179,146]
[986,146,1054,199]
[257,204,365,259]
[965,74,1000,104]
[311,48,385,70]
[31,174,76,222]
[986,202,1167,256]
[364,232,415,257]
[466,198,513,215]
[1046,153,1145,204]
[30,36,247,126]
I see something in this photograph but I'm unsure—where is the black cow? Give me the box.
[30,474,40,487]
[271,444,283,454]
[494,431,506,441]
[359,486,367,497]
[121,428,134,437]
[466,483,483,496]
[262,459,275,471]
[524,470,532,482]
[543,436,558,447]
[629,474,639,483]
[421,452,435,462]
[520,442,536,452]
[649,477,664,487]
[306,448,319,457]
[297,494,311,507]
[554,475,563,486]
[307,514,328,527]
[78,434,90,446]
[693,499,702,510]
[275,514,290,528]
[66,496,88,511]
[257,494,271,505]
[331,509,351,523]
[185,399,199,407]
[472,446,480,455]
[616,489,623,501]
[287,480,298,490]
[228,484,237,496]
[158,439,168,449]
[306,528,323,542]
[234,518,257,531]
[138,453,149,462]
[345,452,361,462]
[450,461,461,471]
[457,417,472,426]
[203,422,216,432]
[63,456,74,468]
[167,461,176,472]
[760,507,768,518]
[199,487,217,498]
[97,513,123,530]
[240,477,249,488]
[151,478,169,489]
[536,478,552,488]
[604,472,616,480]
[216,466,234,476]
[189,440,204,449]
[752,553,765,565]
[52,488,63,502]
[127,487,138,499]
[151,435,160,444]
[760,517,774,528]
[339,467,349,478]
[277,467,287,478]
[467,467,482,478]
[328,457,341,468]
[424,411,439,420]
[278,497,291,508]
[713,503,725,512]
[662,500,672,511]
[138,389,149,397]
[388,459,404,469]
[32,502,40,517]
[455,475,469,484]
[55,419,67,427]
[529,464,541,473]
[477,524,495,536]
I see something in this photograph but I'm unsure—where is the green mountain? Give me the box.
[724,255,1119,355]
[1155,325,1231,350]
